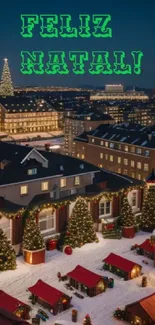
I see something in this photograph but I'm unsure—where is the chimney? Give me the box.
[148,133,152,141]
[0,160,10,170]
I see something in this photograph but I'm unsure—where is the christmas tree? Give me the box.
[83,314,92,325]
[23,217,45,251]
[64,198,98,248]
[0,228,16,271]
[0,58,14,96]
[121,194,135,227]
[141,186,155,230]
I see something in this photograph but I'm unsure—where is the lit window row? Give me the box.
[20,177,80,195]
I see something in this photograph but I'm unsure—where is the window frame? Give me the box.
[99,200,112,217]
[41,181,49,191]
[60,178,66,188]
[75,176,80,186]
[20,185,28,196]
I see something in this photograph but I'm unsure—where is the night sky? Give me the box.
[0,0,155,88]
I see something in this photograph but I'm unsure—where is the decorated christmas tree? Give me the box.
[83,314,92,325]
[121,194,135,227]
[23,217,45,251]
[64,198,98,248]
[0,228,16,271]
[0,58,14,96]
[141,186,155,230]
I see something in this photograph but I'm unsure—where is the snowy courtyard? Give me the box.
[1,232,155,325]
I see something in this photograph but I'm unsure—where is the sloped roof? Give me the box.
[28,279,68,307]
[66,265,103,288]
[0,308,29,325]
[103,253,141,272]
[0,290,28,313]
[138,239,155,253]
[146,169,155,182]
[126,293,155,321]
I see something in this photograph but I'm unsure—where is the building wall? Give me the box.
[64,117,114,156]
[0,105,60,134]
[74,138,155,181]
[0,173,94,205]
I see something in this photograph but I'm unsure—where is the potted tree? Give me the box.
[22,216,45,264]
[121,195,135,238]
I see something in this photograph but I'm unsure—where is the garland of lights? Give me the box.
[0,185,144,220]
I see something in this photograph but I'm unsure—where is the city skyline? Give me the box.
[0,0,155,88]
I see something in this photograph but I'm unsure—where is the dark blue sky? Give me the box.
[0,0,155,88]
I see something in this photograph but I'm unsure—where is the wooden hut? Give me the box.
[0,291,30,320]
[0,308,29,325]
[66,265,106,297]
[103,253,142,280]
[137,239,155,260]
[28,279,72,315]
[125,293,155,325]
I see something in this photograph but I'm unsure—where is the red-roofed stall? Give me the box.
[66,265,106,297]
[0,291,30,320]
[137,239,155,260]
[125,293,155,325]
[103,253,142,280]
[28,279,72,315]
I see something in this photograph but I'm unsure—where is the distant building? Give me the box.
[64,112,114,156]
[90,90,149,101]
[0,97,60,134]
[105,84,124,93]
[74,123,155,181]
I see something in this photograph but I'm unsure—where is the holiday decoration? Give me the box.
[64,198,98,248]
[141,186,155,231]
[83,314,92,325]
[113,308,125,320]
[46,238,58,251]
[121,194,135,238]
[63,245,73,255]
[22,216,45,264]
[72,309,78,322]
[0,58,14,96]
[142,275,148,287]
[0,228,16,271]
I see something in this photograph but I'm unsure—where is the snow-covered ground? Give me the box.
[1,232,155,325]
[2,131,63,141]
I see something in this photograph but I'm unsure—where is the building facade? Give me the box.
[74,123,155,181]
[64,112,114,156]
[0,142,143,255]
[0,97,60,134]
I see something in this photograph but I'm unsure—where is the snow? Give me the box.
[1,232,155,325]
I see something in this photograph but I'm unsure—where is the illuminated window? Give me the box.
[99,200,111,216]
[60,178,66,187]
[81,154,85,159]
[77,154,80,158]
[75,176,80,185]
[131,160,135,167]
[131,172,135,178]
[105,154,108,160]
[92,138,94,143]
[100,153,104,159]
[138,174,141,180]
[27,168,37,175]
[124,159,128,165]
[124,169,128,175]
[131,146,135,153]
[105,142,108,147]
[110,155,113,162]
[136,148,142,154]
[131,191,137,208]
[137,162,141,169]
[124,146,128,152]
[144,163,149,171]
[118,157,121,164]
[20,185,28,195]
[39,208,55,235]
[41,181,48,191]
[118,168,121,173]
[101,141,104,145]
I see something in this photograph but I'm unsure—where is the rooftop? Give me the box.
[75,123,155,148]
[0,97,56,113]
[66,112,113,121]
[0,142,99,185]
